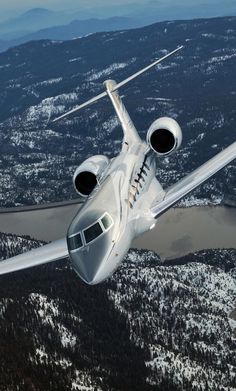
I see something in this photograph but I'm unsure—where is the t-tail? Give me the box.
[52,46,183,143]
[53,46,183,123]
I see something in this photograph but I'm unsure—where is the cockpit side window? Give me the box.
[101,213,113,230]
[84,222,103,244]
[68,233,83,251]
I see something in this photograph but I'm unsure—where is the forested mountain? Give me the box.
[0,16,235,207]
[0,232,235,390]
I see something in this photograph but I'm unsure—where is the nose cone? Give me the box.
[67,174,119,284]
[72,253,102,285]
[70,234,112,285]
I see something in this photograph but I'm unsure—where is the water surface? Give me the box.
[0,205,235,259]
[133,206,236,259]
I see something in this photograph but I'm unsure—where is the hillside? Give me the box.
[0,232,235,390]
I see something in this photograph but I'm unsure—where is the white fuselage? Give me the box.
[67,139,164,285]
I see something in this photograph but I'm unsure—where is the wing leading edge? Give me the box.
[0,238,68,276]
[151,142,236,218]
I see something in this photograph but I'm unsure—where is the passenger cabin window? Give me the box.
[68,233,83,251]
[101,213,113,230]
[84,222,103,244]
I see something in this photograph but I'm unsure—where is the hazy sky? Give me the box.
[0,0,230,20]
[1,0,146,12]
[0,0,141,19]
[0,0,138,21]
[0,0,223,12]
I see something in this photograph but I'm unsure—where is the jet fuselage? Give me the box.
[67,141,164,284]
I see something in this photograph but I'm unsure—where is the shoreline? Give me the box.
[0,199,235,214]
[0,198,83,214]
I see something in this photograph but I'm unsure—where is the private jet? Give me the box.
[0,46,235,285]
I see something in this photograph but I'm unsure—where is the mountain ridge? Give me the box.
[0,16,139,53]
[22,8,54,16]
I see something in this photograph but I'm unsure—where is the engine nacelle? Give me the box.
[73,155,110,197]
[147,117,182,156]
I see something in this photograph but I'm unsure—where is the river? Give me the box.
[0,204,235,259]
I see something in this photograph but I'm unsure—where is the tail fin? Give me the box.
[52,46,183,123]
[105,79,141,144]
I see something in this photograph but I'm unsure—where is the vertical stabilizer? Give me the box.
[105,79,141,146]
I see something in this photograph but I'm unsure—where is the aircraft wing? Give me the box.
[151,142,236,218]
[0,238,69,276]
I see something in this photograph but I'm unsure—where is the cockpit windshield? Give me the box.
[84,222,103,244]
[68,212,114,252]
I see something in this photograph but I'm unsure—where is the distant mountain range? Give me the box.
[0,8,69,36]
[0,16,140,53]
[0,2,235,53]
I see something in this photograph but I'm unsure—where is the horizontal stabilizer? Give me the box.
[52,91,107,122]
[114,46,183,90]
[53,46,183,122]
[151,142,236,218]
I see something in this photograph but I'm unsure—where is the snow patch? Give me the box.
[86,58,136,82]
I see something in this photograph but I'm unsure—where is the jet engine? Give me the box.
[147,117,182,156]
[73,155,110,197]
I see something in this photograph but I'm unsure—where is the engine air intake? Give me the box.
[73,155,110,197]
[150,129,176,154]
[147,117,182,157]
[74,171,97,196]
